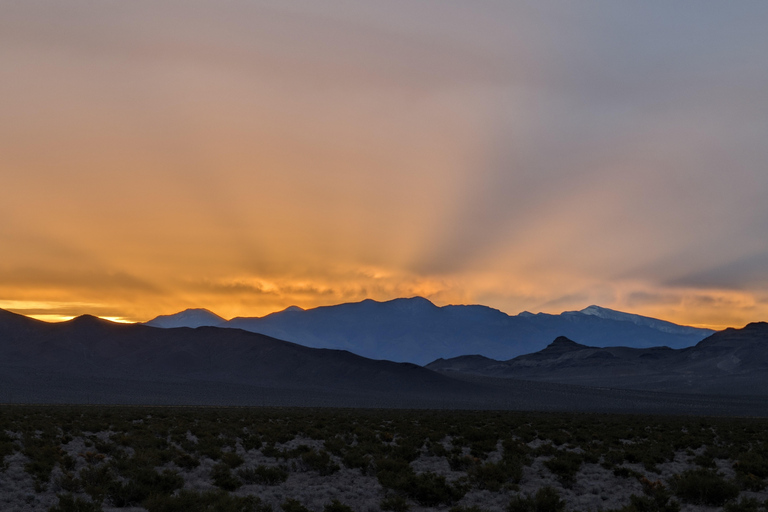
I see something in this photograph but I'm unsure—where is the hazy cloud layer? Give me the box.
[1,1,767,327]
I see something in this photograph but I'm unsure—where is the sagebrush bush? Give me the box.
[78,464,115,503]
[507,486,565,512]
[323,499,354,512]
[48,493,103,512]
[211,463,242,491]
[671,468,740,506]
[544,451,583,487]
[109,468,184,507]
[144,490,271,512]
[221,451,245,468]
[608,493,681,512]
[380,493,409,512]
[724,496,764,512]
[402,471,467,507]
[469,459,522,491]
[301,449,339,475]
[238,464,289,485]
[281,498,311,512]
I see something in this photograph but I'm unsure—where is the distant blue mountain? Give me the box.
[145,298,714,365]
[145,308,226,328]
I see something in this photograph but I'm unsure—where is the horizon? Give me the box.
[2,1,767,331]
[2,296,731,330]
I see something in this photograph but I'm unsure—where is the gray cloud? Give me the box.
[669,252,768,290]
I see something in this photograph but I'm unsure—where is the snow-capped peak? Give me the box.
[577,305,713,336]
[145,308,227,328]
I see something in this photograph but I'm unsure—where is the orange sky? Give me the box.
[2,1,768,329]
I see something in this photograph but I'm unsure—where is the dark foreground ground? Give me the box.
[2,406,768,512]
[3,370,768,418]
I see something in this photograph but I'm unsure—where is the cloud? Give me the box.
[1,1,767,328]
[668,252,768,290]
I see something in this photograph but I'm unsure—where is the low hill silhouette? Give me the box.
[427,323,768,395]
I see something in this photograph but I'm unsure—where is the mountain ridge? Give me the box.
[426,323,768,395]
[145,297,714,364]
[1,307,768,414]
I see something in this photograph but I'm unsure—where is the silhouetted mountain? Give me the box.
[1,308,767,414]
[0,308,489,406]
[426,323,768,395]
[151,297,713,364]
[145,308,226,328]
[576,305,707,336]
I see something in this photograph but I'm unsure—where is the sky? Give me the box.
[1,1,767,328]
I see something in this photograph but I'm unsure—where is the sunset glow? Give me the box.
[2,1,767,329]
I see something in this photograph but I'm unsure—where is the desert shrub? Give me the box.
[613,467,642,479]
[502,439,531,463]
[739,472,766,492]
[467,435,498,458]
[280,444,312,459]
[144,490,271,512]
[241,433,262,451]
[79,464,116,502]
[93,439,118,457]
[623,442,674,473]
[735,451,768,489]
[429,441,448,457]
[301,449,339,475]
[57,471,82,493]
[671,468,740,506]
[544,451,582,487]
[380,493,410,511]
[402,471,467,507]
[693,453,716,468]
[610,493,681,512]
[341,447,374,473]
[448,454,476,471]
[724,496,764,512]
[633,477,680,512]
[173,451,200,469]
[238,464,289,485]
[391,441,421,463]
[211,463,242,491]
[61,453,76,472]
[281,498,311,512]
[323,499,354,512]
[0,431,16,461]
[108,468,183,507]
[197,441,224,460]
[602,450,625,469]
[221,451,245,469]
[23,436,65,487]
[376,457,414,490]
[322,435,346,455]
[469,460,522,491]
[532,443,557,457]
[49,493,103,512]
[261,442,280,458]
[507,486,565,512]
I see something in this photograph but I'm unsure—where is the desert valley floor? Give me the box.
[2,406,768,512]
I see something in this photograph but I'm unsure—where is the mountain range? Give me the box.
[2,307,768,415]
[426,323,768,395]
[146,298,714,365]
